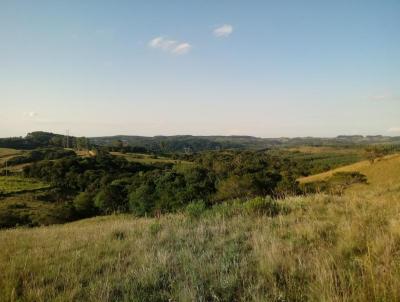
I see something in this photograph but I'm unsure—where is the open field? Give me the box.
[0,148,24,165]
[1,192,400,301]
[0,176,50,194]
[0,148,23,158]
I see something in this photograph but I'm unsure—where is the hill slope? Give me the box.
[1,192,400,301]
[299,153,400,200]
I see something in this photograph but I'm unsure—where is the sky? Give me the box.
[0,0,399,138]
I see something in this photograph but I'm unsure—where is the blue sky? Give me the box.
[0,0,399,137]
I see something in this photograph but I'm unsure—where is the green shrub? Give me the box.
[243,196,283,216]
[208,199,243,218]
[185,200,206,219]
[73,191,96,218]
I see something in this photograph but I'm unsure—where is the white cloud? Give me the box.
[387,127,400,133]
[172,43,192,55]
[23,111,38,118]
[213,24,233,37]
[148,36,191,55]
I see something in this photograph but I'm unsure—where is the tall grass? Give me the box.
[1,192,400,301]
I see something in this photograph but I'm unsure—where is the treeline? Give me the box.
[91,134,400,153]
[23,150,302,218]
[3,131,400,154]
[0,131,90,150]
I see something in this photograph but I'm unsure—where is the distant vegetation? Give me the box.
[91,134,400,153]
[1,131,400,228]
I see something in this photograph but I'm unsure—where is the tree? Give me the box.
[73,191,96,218]
[94,183,128,214]
[129,182,156,216]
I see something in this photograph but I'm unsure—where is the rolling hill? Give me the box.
[299,153,400,200]
[1,154,400,300]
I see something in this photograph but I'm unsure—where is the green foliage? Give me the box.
[14,147,368,224]
[4,147,75,168]
[243,196,284,216]
[8,143,391,226]
[185,200,206,219]
[91,133,400,153]
[94,183,128,214]
[73,191,96,218]
[0,176,50,195]
[0,192,75,228]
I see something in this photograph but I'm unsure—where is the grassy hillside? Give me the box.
[299,153,400,200]
[0,148,24,167]
[1,192,400,301]
[0,148,23,158]
[1,151,400,301]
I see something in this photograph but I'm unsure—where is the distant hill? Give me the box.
[90,134,400,153]
[1,132,400,153]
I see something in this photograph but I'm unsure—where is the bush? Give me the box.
[185,200,206,219]
[330,171,367,185]
[243,196,283,217]
[73,191,96,218]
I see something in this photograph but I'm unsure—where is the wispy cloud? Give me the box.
[387,127,400,133]
[172,43,192,55]
[148,36,192,55]
[213,24,233,37]
[370,93,399,102]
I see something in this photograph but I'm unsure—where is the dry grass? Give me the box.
[299,154,400,183]
[0,148,24,168]
[1,191,400,301]
[0,148,22,158]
